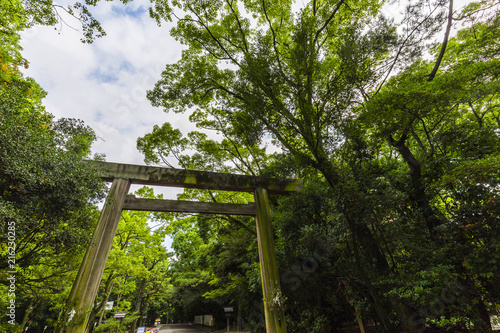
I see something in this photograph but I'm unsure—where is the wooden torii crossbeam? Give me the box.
[60,161,302,333]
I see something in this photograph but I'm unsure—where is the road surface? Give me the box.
[159,323,209,333]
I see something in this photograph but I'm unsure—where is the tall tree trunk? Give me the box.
[316,154,390,271]
[350,233,396,332]
[130,278,147,333]
[98,279,115,326]
[19,299,36,333]
[139,294,151,327]
[317,152,423,332]
[114,275,128,310]
[388,134,495,332]
[473,299,493,332]
[389,134,441,238]
[86,275,115,332]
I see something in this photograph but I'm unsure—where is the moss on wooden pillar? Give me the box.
[56,178,131,333]
[254,188,287,333]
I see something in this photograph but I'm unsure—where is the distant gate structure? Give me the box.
[194,314,215,326]
[60,161,302,333]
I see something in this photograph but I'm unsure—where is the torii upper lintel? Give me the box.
[86,161,302,194]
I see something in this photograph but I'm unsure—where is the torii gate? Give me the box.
[60,161,302,333]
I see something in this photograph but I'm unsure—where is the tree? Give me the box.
[0,90,105,332]
[360,8,500,330]
[0,0,109,330]
[143,0,499,331]
[0,34,106,327]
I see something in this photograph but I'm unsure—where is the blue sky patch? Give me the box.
[111,5,147,18]
[118,61,135,73]
[88,70,119,83]
[88,60,136,83]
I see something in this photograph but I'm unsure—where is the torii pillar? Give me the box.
[57,178,130,333]
[255,188,287,333]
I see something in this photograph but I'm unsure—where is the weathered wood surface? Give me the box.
[60,178,131,333]
[123,196,257,216]
[254,188,288,333]
[85,161,302,194]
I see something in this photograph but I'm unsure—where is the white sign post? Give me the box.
[224,307,234,332]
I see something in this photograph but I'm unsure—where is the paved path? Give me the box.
[159,323,208,333]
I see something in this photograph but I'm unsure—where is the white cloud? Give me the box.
[20,0,187,169]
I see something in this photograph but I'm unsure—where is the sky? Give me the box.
[20,0,186,164]
[20,0,188,198]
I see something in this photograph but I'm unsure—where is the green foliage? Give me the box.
[0,1,111,329]
[0,69,105,330]
[141,0,500,331]
[138,121,269,175]
[94,315,138,332]
[22,0,129,43]
[137,122,267,327]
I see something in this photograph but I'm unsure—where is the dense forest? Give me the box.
[1,0,499,332]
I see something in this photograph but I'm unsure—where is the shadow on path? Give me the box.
[159,323,208,333]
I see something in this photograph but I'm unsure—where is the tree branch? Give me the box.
[313,0,346,46]
[225,0,249,53]
[375,4,441,95]
[427,0,454,81]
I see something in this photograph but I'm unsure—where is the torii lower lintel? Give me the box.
[123,196,258,216]
[58,161,301,333]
